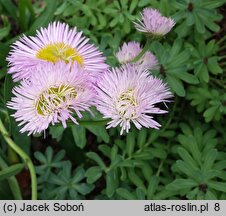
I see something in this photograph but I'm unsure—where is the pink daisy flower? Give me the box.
[7,62,95,135]
[7,22,108,81]
[95,64,173,134]
[134,8,175,36]
[115,41,158,70]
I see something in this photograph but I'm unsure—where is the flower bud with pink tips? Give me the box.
[115,41,158,70]
[134,8,175,36]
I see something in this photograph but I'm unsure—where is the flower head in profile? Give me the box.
[134,8,175,36]
[95,64,173,134]
[7,22,108,81]
[115,41,158,70]
[7,62,95,135]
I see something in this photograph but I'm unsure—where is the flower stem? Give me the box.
[65,119,109,127]
[210,78,226,89]
[0,119,37,200]
[131,39,151,63]
[219,45,226,51]
[156,141,171,177]
[219,55,226,60]
[0,155,22,200]
[217,34,226,45]
[156,159,165,177]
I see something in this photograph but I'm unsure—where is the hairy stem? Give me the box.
[0,119,37,200]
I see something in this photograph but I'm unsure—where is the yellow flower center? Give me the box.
[36,42,83,65]
[35,85,77,116]
[117,89,137,118]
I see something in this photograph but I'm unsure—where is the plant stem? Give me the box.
[64,119,109,127]
[217,34,226,45]
[146,96,178,145]
[156,159,165,177]
[0,155,22,200]
[219,45,226,51]
[210,78,226,89]
[0,119,37,200]
[156,141,171,177]
[131,39,151,63]
[78,119,109,126]
[219,55,226,60]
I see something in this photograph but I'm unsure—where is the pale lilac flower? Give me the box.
[7,22,108,81]
[115,42,158,70]
[134,8,175,36]
[7,62,95,135]
[95,64,172,134]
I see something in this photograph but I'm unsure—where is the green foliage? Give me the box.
[0,163,24,181]
[35,147,94,199]
[187,86,226,122]
[151,39,199,96]
[0,0,226,200]
[186,40,223,83]
[173,0,224,40]
[34,146,66,180]
[167,123,225,199]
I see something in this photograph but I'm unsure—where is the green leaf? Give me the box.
[171,71,199,84]
[133,148,154,160]
[205,190,217,200]
[168,50,190,68]
[194,13,205,34]
[128,169,146,190]
[10,119,31,155]
[85,125,109,143]
[207,57,223,74]
[137,129,147,148]
[19,0,28,31]
[4,74,14,107]
[176,160,198,179]
[167,179,197,190]
[126,131,136,157]
[106,170,117,198]
[138,162,153,181]
[208,181,226,193]
[72,167,85,183]
[147,176,159,199]
[116,188,136,200]
[195,63,209,83]
[28,0,57,33]
[177,147,197,168]
[0,163,24,181]
[49,125,64,141]
[0,156,22,199]
[85,166,102,184]
[0,0,18,20]
[0,24,10,40]
[75,183,94,195]
[186,12,194,26]
[98,145,111,158]
[202,149,217,172]
[136,188,146,200]
[203,106,219,122]
[167,75,185,97]
[129,0,138,13]
[86,152,106,171]
[71,125,86,149]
